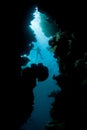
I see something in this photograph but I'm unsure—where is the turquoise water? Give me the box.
[20,7,61,130]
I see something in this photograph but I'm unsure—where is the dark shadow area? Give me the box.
[37,63,49,81]
[45,31,87,130]
[14,66,36,130]
[20,57,30,66]
[3,0,87,130]
[15,63,49,130]
[39,13,58,37]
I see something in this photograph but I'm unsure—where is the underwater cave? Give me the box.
[20,6,61,130]
[13,1,87,130]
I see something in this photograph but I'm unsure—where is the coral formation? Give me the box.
[46,31,87,130]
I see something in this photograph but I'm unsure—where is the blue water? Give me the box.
[20,7,61,130]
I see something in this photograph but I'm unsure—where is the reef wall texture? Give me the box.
[46,32,87,130]
[37,1,87,130]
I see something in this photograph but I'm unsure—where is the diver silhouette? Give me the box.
[36,47,43,59]
[33,46,43,59]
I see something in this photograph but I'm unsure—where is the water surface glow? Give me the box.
[20,7,61,130]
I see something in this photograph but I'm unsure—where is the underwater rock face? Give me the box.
[37,63,49,81]
[20,57,30,66]
[15,63,49,129]
[38,0,87,33]
[22,63,49,82]
[12,0,87,129]
[47,30,87,130]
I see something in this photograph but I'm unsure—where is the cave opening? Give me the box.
[20,6,61,130]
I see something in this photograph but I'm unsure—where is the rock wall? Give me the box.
[2,1,87,130]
